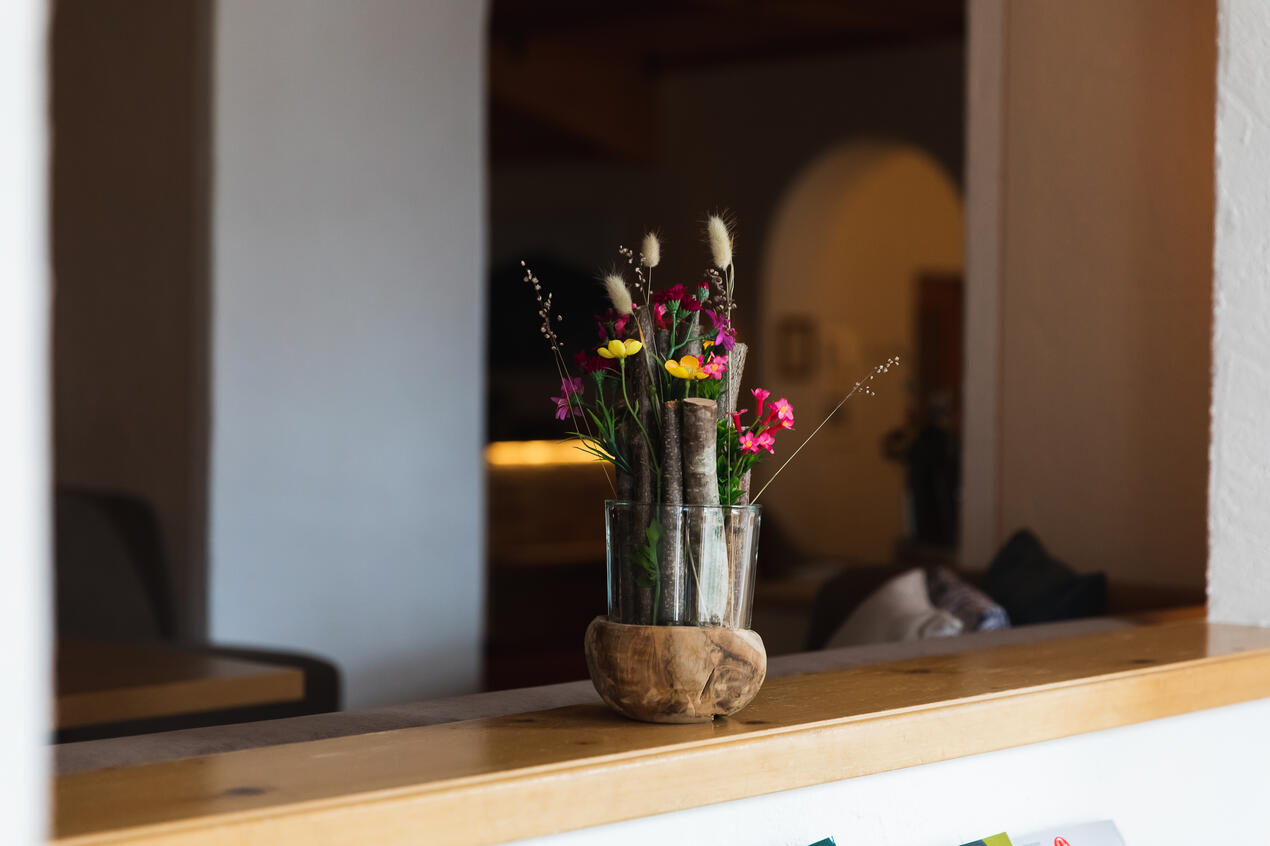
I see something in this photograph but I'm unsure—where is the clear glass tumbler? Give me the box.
[605,500,761,628]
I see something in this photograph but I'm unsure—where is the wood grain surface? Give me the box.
[54,622,1270,845]
[584,617,766,722]
[56,640,304,730]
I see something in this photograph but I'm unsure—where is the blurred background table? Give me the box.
[56,640,304,737]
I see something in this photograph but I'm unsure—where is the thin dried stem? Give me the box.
[524,260,616,496]
[751,356,900,504]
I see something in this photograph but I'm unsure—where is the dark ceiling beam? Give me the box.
[486,0,962,161]
[490,0,963,45]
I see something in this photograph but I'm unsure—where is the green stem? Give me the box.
[667,333,714,359]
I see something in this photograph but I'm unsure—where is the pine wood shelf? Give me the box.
[54,620,1270,845]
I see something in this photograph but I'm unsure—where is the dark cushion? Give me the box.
[981,530,1106,625]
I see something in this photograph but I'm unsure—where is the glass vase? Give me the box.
[605,500,761,628]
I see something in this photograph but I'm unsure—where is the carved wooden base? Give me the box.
[584,616,767,723]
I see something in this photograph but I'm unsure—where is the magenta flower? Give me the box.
[739,431,761,454]
[549,377,584,420]
[771,397,794,429]
[595,309,631,341]
[709,311,736,352]
[730,411,743,432]
[756,432,776,454]
[752,388,770,417]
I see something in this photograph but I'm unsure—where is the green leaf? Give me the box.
[632,519,662,588]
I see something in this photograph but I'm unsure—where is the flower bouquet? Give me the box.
[525,216,896,722]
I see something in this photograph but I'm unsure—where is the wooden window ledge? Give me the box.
[54,620,1270,845]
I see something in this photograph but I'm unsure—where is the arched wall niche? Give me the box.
[756,140,963,563]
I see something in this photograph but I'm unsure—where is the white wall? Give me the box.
[211,0,487,707]
[1210,0,1270,624]
[519,697,1270,845]
[0,0,50,840]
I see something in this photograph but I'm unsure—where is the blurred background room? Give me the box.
[44,0,1214,736]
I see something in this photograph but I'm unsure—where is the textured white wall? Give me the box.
[210,0,487,707]
[519,698,1270,846]
[1210,0,1270,625]
[0,0,50,840]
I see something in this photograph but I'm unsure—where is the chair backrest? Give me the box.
[55,487,174,641]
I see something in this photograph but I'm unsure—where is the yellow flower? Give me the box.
[665,354,710,380]
[596,338,643,359]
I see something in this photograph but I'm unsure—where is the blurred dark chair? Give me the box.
[54,486,341,742]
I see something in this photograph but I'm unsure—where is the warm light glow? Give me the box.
[485,440,601,467]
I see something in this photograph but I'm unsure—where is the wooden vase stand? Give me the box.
[584,616,767,723]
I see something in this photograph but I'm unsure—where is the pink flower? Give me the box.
[595,309,631,341]
[560,376,583,397]
[756,432,776,454]
[730,411,743,432]
[752,388,770,417]
[700,355,728,379]
[653,302,669,329]
[551,395,571,420]
[771,397,794,429]
[739,431,761,454]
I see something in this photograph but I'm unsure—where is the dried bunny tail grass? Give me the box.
[706,214,732,269]
[603,272,634,315]
[641,232,661,268]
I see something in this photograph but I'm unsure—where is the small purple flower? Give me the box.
[709,310,737,351]
[550,377,584,420]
